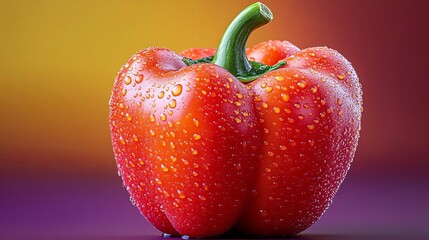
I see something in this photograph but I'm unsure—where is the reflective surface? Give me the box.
[1,167,428,240]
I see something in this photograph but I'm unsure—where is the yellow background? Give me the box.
[1,0,427,176]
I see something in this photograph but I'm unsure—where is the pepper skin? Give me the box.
[109,2,362,238]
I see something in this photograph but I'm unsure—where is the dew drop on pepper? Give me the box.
[135,74,143,83]
[124,76,132,85]
[311,86,318,93]
[297,81,306,88]
[149,114,156,123]
[161,164,169,172]
[281,93,290,102]
[193,118,199,127]
[125,113,132,122]
[158,91,165,99]
[337,74,345,80]
[132,134,139,142]
[168,99,177,108]
[262,103,269,108]
[171,84,183,96]
[275,75,284,81]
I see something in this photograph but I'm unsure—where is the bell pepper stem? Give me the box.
[212,2,273,76]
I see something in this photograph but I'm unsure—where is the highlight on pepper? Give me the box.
[109,2,362,238]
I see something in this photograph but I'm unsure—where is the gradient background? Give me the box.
[1,0,428,239]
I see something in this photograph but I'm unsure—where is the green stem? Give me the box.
[212,2,273,77]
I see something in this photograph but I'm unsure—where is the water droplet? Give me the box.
[150,129,156,136]
[193,118,199,127]
[275,75,284,81]
[311,86,318,93]
[266,86,273,93]
[337,74,345,80]
[273,107,280,113]
[161,164,169,172]
[262,102,269,109]
[294,103,301,109]
[193,134,201,140]
[281,93,290,102]
[135,74,143,83]
[235,117,242,123]
[158,91,165,99]
[236,93,243,99]
[177,190,185,199]
[261,82,267,88]
[307,124,315,130]
[160,113,167,121]
[130,196,136,206]
[124,76,132,85]
[191,148,198,155]
[337,98,342,105]
[297,81,306,88]
[199,195,206,201]
[119,136,126,145]
[172,84,183,96]
[132,134,139,141]
[168,99,177,108]
[267,152,274,157]
[150,114,155,123]
[118,103,124,109]
[125,113,132,122]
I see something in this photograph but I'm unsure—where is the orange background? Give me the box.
[1,0,428,178]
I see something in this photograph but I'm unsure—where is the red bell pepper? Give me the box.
[109,2,362,238]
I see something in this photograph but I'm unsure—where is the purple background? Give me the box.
[1,164,428,240]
